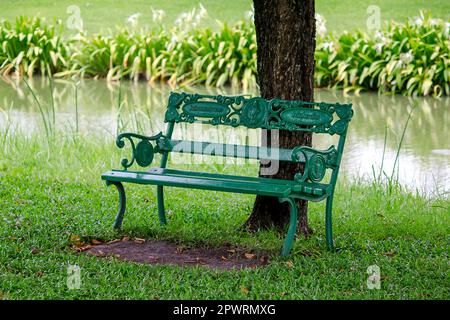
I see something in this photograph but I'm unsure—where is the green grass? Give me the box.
[1,0,449,34]
[0,131,448,299]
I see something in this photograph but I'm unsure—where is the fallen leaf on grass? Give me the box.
[92,250,105,257]
[244,253,256,260]
[383,250,397,257]
[134,237,145,244]
[69,234,81,243]
[76,245,92,252]
[285,260,294,268]
[240,286,250,294]
[30,248,40,254]
[107,239,121,244]
[70,234,80,241]
[69,234,86,248]
[175,246,187,253]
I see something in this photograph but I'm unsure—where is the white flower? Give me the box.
[322,41,334,52]
[127,13,140,27]
[315,13,327,38]
[315,13,325,24]
[400,51,413,64]
[173,4,207,31]
[374,31,387,43]
[198,3,207,18]
[429,19,439,26]
[245,10,254,20]
[374,31,383,40]
[151,8,165,24]
[413,17,423,26]
[375,43,383,54]
[317,24,327,38]
[170,35,179,46]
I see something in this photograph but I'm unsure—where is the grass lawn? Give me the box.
[0,133,448,299]
[1,0,449,34]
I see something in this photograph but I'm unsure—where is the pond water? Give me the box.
[0,76,448,196]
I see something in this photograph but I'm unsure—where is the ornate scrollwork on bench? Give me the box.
[291,146,338,184]
[116,132,166,169]
[164,92,353,135]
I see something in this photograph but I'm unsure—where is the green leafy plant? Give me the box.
[316,11,450,96]
[0,11,448,96]
[0,16,70,77]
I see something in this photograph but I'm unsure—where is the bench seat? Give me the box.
[102,168,329,200]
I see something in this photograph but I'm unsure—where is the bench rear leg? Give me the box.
[106,181,126,229]
[325,195,335,251]
[278,197,298,257]
[157,185,167,225]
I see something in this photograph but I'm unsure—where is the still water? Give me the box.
[0,76,448,195]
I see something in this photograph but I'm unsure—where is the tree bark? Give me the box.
[245,0,316,236]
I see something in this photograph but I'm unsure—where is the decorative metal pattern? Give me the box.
[116,132,165,170]
[165,92,353,135]
[291,146,338,184]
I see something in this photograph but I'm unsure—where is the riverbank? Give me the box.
[1,77,448,193]
[0,132,448,299]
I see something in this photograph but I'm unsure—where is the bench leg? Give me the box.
[278,197,298,257]
[325,195,335,251]
[157,185,167,225]
[106,181,126,229]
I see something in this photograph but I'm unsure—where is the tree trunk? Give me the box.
[245,0,316,236]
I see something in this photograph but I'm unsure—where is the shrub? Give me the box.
[0,16,70,77]
[316,12,450,96]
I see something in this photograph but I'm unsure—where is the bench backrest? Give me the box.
[156,92,353,189]
[164,92,353,135]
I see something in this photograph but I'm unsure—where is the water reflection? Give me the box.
[0,76,448,195]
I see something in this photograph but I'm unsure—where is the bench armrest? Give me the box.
[291,146,338,184]
[116,132,167,169]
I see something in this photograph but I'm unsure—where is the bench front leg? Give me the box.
[278,197,298,257]
[156,185,167,225]
[106,181,126,229]
[325,194,335,251]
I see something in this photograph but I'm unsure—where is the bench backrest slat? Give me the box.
[159,139,306,163]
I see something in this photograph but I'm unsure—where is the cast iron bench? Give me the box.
[101,92,353,256]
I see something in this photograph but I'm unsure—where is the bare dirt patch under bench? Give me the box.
[85,239,270,270]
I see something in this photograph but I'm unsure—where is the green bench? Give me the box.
[101,92,353,256]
